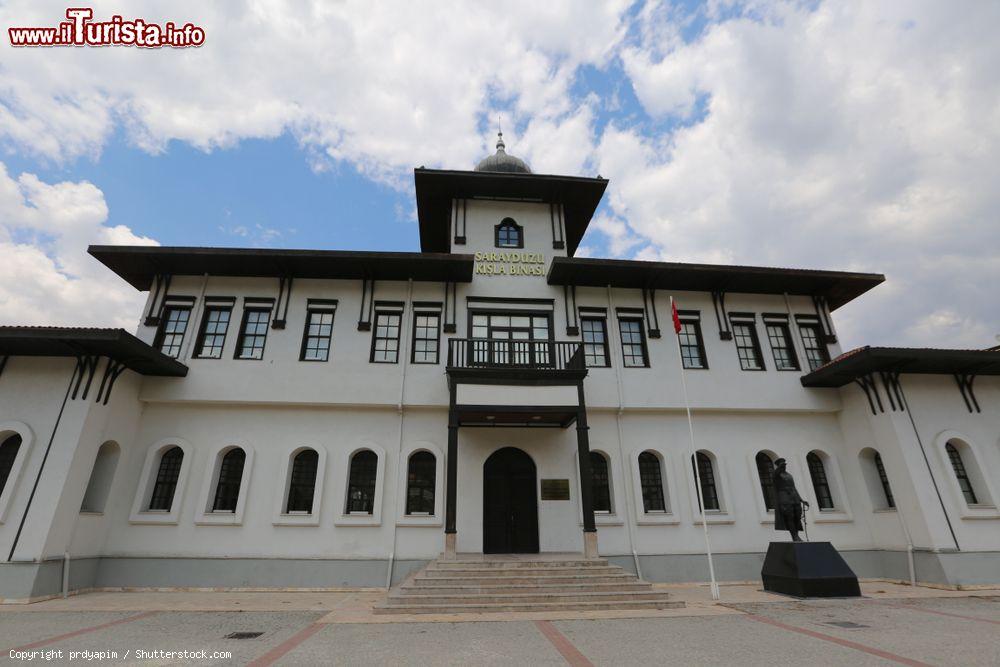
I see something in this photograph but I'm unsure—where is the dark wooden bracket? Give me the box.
[954,373,980,413]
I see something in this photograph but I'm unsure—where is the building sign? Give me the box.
[474,251,545,277]
[540,479,570,500]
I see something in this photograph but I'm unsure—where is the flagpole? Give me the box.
[671,296,720,601]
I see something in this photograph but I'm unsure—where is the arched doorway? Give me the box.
[483,447,539,554]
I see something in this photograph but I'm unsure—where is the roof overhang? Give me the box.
[801,346,1000,387]
[547,257,884,311]
[88,246,474,290]
[414,168,608,256]
[0,327,188,377]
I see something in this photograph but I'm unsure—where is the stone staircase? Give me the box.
[375,556,683,614]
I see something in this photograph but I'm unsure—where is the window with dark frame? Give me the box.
[412,312,441,364]
[300,308,335,361]
[638,451,666,513]
[235,307,271,360]
[154,306,191,358]
[590,451,612,512]
[148,446,184,511]
[807,452,834,509]
[678,316,708,369]
[799,322,830,371]
[765,321,799,371]
[405,451,436,515]
[371,311,401,363]
[691,452,720,511]
[212,448,246,512]
[873,452,895,509]
[495,218,523,248]
[618,318,648,368]
[945,442,978,505]
[346,450,378,514]
[0,434,23,497]
[732,320,765,371]
[286,449,319,513]
[194,305,232,359]
[581,317,610,367]
[755,452,776,510]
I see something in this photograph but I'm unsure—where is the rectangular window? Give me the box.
[677,314,708,369]
[154,305,192,358]
[731,318,765,371]
[193,305,232,359]
[300,308,335,361]
[371,311,401,363]
[235,307,271,360]
[412,312,441,364]
[799,322,830,371]
[581,317,609,368]
[618,318,649,368]
[765,321,799,371]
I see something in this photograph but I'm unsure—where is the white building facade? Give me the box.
[1,138,998,602]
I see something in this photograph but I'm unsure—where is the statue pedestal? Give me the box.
[761,542,861,598]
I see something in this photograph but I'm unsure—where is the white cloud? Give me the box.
[0,162,156,328]
[599,0,1000,348]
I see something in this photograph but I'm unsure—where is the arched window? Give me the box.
[946,442,978,505]
[807,452,834,510]
[755,452,776,510]
[495,218,523,248]
[0,434,23,497]
[873,452,895,509]
[148,446,184,511]
[691,452,720,511]
[590,452,612,513]
[286,449,319,513]
[212,448,246,512]
[406,451,436,515]
[638,451,666,512]
[81,441,120,513]
[346,450,378,514]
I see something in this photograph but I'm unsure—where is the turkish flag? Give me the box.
[672,299,682,334]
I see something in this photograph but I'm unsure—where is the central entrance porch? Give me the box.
[444,336,598,559]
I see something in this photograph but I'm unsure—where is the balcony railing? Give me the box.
[447,338,585,371]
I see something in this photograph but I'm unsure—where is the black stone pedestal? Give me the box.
[761,542,861,598]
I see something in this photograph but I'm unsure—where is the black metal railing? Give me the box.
[447,338,584,371]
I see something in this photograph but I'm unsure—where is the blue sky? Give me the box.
[0,1,997,347]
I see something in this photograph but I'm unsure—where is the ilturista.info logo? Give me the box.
[9,8,205,48]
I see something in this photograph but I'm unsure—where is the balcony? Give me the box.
[446,339,587,427]
[447,338,585,372]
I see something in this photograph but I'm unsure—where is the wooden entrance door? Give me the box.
[483,447,539,554]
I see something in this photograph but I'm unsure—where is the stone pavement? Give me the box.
[1,582,998,665]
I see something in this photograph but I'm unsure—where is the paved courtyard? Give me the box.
[1,583,998,666]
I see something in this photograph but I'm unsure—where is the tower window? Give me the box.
[154,306,191,358]
[212,448,246,512]
[692,452,720,511]
[346,450,378,514]
[0,434,23,498]
[495,218,523,248]
[755,452,776,510]
[946,442,978,505]
[148,446,184,511]
[405,451,436,515]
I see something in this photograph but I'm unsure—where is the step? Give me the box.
[421,565,624,577]
[413,574,639,586]
[374,598,684,615]
[431,559,609,569]
[387,590,670,605]
[399,582,652,595]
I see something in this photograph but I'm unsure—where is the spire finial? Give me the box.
[496,115,505,151]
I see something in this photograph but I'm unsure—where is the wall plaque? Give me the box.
[540,479,570,500]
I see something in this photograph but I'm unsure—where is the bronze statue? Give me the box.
[773,458,809,541]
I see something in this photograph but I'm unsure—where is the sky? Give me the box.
[1,0,998,350]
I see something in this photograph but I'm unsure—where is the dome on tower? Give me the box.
[474,132,531,174]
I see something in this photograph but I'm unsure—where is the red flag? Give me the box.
[672,299,682,334]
